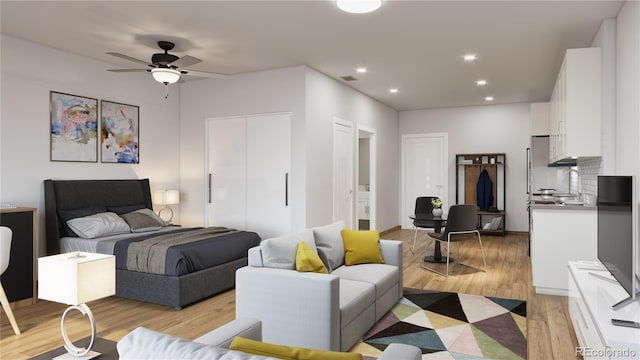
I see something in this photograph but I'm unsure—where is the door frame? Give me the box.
[400,133,448,229]
[357,124,376,230]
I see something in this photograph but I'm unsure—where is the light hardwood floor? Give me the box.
[0,229,579,359]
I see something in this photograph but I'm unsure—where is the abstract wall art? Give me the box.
[100,100,139,164]
[50,91,98,162]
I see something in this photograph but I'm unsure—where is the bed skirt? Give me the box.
[116,257,247,309]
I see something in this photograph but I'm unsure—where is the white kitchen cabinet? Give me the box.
[531,207,597,295]
[207,114,291,239]
[530,102,549,136]
[549,48,602,164]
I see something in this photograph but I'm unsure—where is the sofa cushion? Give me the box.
[332,264,399,301]
[341,230,384,266]
[230,336,362,360]
[339,279,375,328]
[117,327,276,360]
[312,221,345,272]
[260,229,316,269]
[295,241,328,274]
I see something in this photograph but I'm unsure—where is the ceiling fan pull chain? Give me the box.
[164,84,169,99]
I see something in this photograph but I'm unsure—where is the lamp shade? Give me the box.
[154,189,180,205]
[38,252,115,306]
[151,68,180,84]
[336,0,382,14]
[164,190,180,205]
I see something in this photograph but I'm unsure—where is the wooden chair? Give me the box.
[1,226,21,335]
[422,204,487,276]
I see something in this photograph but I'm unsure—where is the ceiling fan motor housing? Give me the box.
[152,41,179,66]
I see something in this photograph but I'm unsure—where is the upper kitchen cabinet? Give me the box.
[549,48,602,165]
[530,102,550,136]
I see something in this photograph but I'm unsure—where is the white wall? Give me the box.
[0,35,180,255]
[178,66,306,229]
[304,68,399,231]
[614,1,640,276]
[399,103,530,231]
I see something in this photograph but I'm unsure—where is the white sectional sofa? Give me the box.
[235,221,403,352]
[117,318,421,359]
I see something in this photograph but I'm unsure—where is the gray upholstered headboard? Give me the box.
[44,179,153,254]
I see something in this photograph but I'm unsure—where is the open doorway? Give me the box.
[357,125,376,230]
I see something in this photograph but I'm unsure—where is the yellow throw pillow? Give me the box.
[295,241,328,274]
[230,336,362,360]
[341,229,384,266]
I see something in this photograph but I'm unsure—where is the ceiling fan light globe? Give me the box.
[336,0,382,14]
[151,68,180,84]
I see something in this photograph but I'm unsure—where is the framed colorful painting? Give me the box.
[50,91,98,162]
[100,100,139,164]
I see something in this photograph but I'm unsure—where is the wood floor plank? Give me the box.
[0,230,579,359]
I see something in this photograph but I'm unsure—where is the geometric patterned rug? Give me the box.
[350,288,527,359]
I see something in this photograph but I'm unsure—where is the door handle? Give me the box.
[208,173,212,204]
[285,173,289,206]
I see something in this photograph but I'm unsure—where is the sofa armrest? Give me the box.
[194,318,262,349]
[378,343,421,360]
[379,239,403,299]
[235,266,341,351]
[247,246,264,267]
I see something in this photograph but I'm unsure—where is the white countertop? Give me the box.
[530,203,597,211]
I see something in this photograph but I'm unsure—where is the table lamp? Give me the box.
[154,189,180,224]
[38,252,115,359]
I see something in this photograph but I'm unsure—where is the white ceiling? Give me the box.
[0,0,623,111]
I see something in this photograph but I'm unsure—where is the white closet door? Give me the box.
[207,118,247,229]
[246,114,291,239]
[333,119,354,229]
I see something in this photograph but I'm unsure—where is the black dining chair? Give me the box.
[422,204,487,276]
[411,196,440,253]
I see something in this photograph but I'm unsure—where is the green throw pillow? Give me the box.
[341,229,384,266]
[295,241,328,274]
[230,336,362,360]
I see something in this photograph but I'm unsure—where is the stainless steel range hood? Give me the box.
[548,157,578,167]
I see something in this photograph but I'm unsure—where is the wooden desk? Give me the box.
[0,207,37,304]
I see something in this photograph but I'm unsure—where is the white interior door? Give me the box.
[333,118,354,228]
[246,114,291,239]
[401,133,448,229]
[207,117,247,229]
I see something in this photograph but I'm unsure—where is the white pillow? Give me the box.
[312,221,346,272]
[67,212,131,239]
[260,229,316,269]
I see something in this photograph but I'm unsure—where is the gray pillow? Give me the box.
[260,229,316,269]
[66,212,131,239]
[120,210,164,233]
[312,221,346,272]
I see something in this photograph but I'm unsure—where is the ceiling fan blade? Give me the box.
[186,69,228,78]
[107,69,149,72]
[107,52,153,66]
[170,55,202,69]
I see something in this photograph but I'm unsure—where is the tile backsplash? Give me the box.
[577,157,603,198]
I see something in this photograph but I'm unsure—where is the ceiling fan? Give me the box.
[107,41,225,84]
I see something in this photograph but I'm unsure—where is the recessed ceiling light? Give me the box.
[389,88,399,94]
[356,67,368,74]
[463,54,477,62]
[336,0,383,14]
[476,80,488,86]
[484,96,494,101]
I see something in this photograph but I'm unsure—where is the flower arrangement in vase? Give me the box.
[431,198,443,217]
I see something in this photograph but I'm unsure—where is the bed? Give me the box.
[44,179,261,309]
